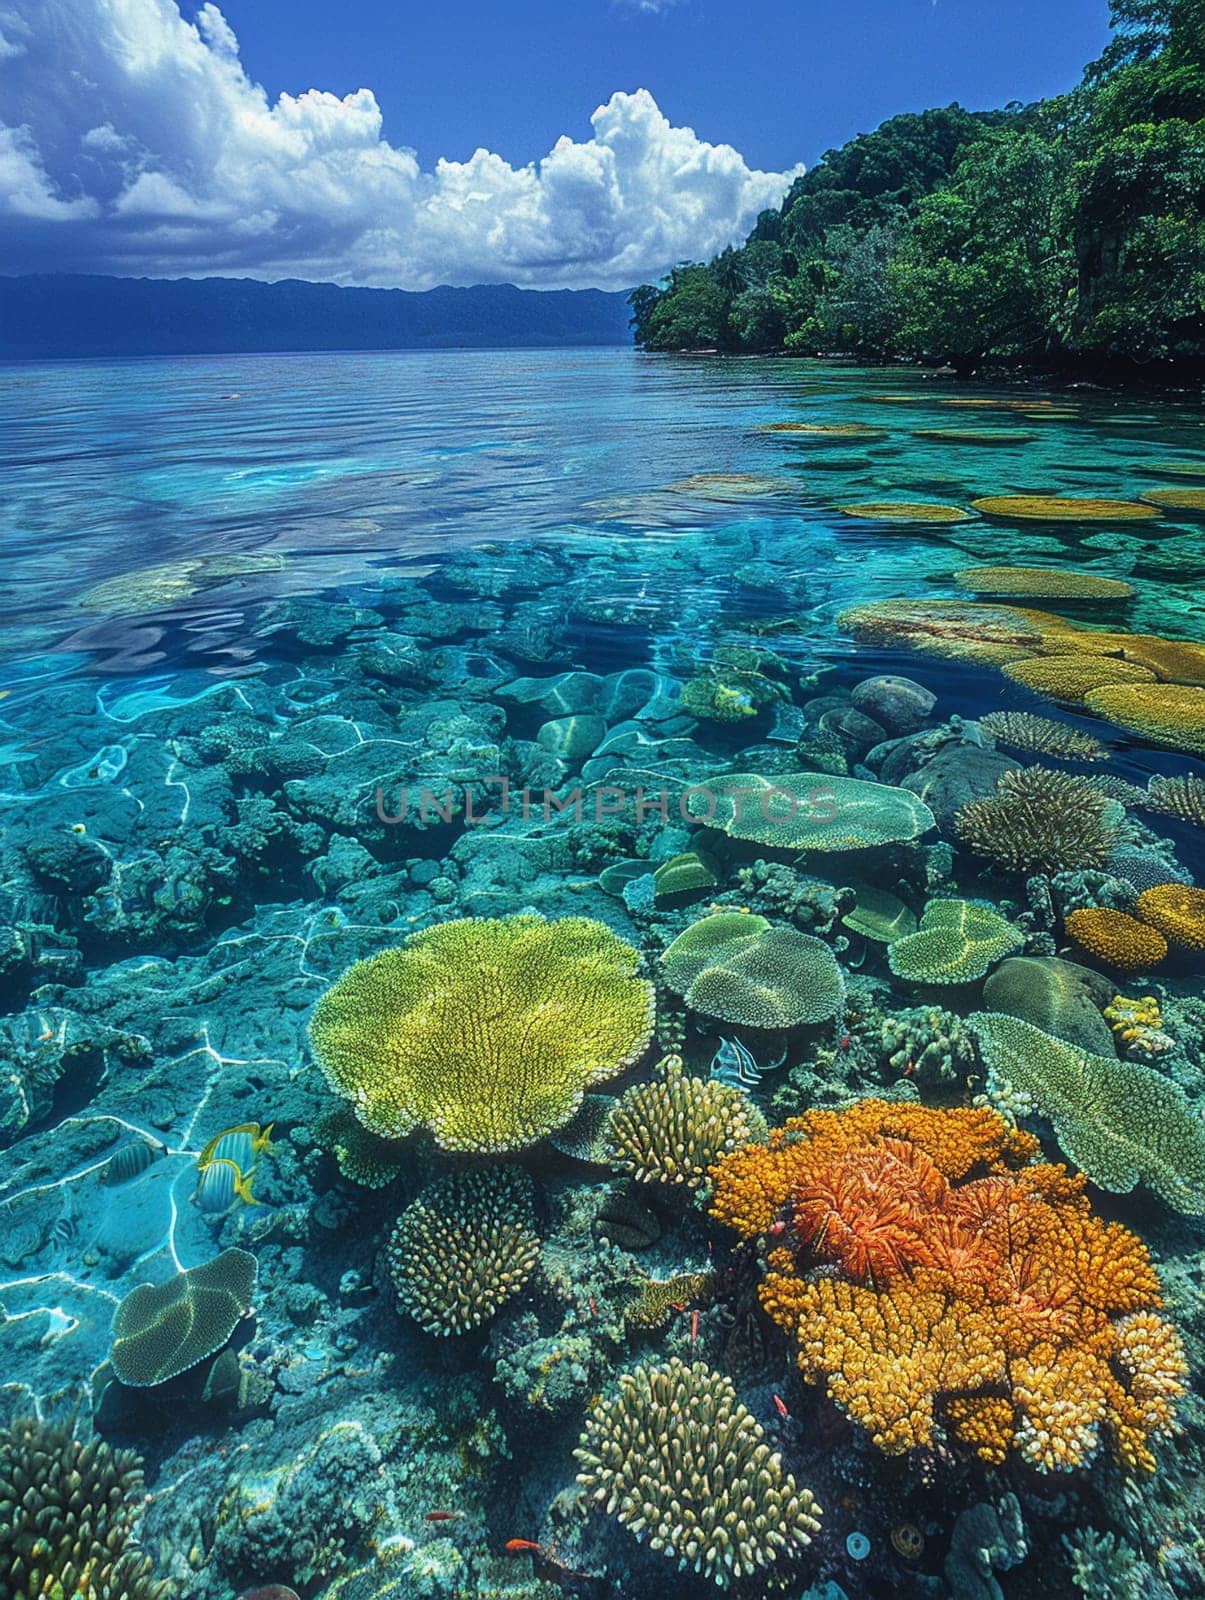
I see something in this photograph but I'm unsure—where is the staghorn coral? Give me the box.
[1065,907,1169,973]
[309,915,655,1153]
[110,1248,257,1387]
[574,1357,821,1587]
[659,912,844,1029]
[711,1099,1186,1472]
[385,1166,539,1336]
[1002,654,1157,704]
[1137,884,1205,951]
[888,898,1023,985]
[972,1011,1205,1213]
[0,1413,170,1599]
[1085,684,1205,756]
[955,767,1123,876]
[957,566,1135,600]
[607,1054,766,1192]
[980,711,1108,762]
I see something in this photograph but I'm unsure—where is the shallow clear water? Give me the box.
[1,350,1203,1600]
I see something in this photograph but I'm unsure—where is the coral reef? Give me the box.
[574,1358,821,1587]
[958,566,1135,599]
[309,915,655,1152]
[712,1100,1187,1471]
[980,710,1108,762]
[887,898,1023,985]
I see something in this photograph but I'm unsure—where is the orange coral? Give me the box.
[710,1101,1185,1473]
[1064,908,1169,972]
[1137,884,1205,951]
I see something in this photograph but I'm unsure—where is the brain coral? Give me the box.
[955,567,1135,600]
[309,915,655,1153]
[110,1247,257,1387]
[608,1054,766,1190]
[1084,684,1205,755]
[1064,908,1169,972]
[711,1099,1186,1472]
[1136,884,1205,950]
[685,772,934,851]
[1002,654,1157,703]
[385,1166,539,1336]
[574,1357,822,1587]
[0,1414,169,1600]
[980,711,1108,762]
[972,1012,1205,1214]
[955,767,1123,876]
[888,899,1024,985]
[660,912,845,1028]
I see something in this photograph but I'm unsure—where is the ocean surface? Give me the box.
[0,348,1203,1600]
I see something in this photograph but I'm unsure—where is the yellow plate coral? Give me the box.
[970,496,1162,523]
[837,502,973,523]
[954,566,1135,600]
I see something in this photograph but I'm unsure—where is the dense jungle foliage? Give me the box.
[629,0,1205,371]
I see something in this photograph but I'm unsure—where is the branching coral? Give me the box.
[385,1167,539,1336]
[710,1099,1186,1472]
[608,1054,766,1191]
[972,1012,1205,1214]
[1141,774,1205,825]
[1065,908,1169,973]
[1136,884,1205,951]
[659,912,845,1029]
[309,915,655,1152]
[980,711,1108,762]
[888,899,1023,985]
[574,1358,821,1587]
[0,1414,170,1599]
[955,767,1123,876]
[625,1271,715,1329]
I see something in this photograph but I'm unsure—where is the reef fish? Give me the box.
[195,1123,273,1215]
[710,1036,786,1090]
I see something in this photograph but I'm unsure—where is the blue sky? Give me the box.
[1,0,1113,291]
[187,0,1112,172]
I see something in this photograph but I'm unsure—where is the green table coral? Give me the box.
[660,912,845,1029]
[309,915,655,1153]
[971,1011,1205,1214]
[889,900,1024,985]
[685,772,934,852]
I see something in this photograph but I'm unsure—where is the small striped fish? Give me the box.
[710,1037,786,1090]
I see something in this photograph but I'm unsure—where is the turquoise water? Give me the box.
[1,350,1203,1600]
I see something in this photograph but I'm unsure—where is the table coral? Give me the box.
[956,567,1135,600]
[684,771,935,851]
[1002,654,1157,704]
[110,1247,258,1388]
[711,1099,1186,1473]
[574,1357,821,1587]
[1085,684,1205,755]
[309,914,655,1153]
[972,1011,1205,1213]
[659,911,845,1030]
[607,1053,766,1191]
[888,898,1024,985]
[1065,907,1169,972]
[1136,884,1205,951]
[385,1166,539,1336]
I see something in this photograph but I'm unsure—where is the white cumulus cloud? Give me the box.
[0,0,800,289]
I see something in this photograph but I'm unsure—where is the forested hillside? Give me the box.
[630,0,1204,372]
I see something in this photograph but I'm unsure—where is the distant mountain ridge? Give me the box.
[0,274,634,359]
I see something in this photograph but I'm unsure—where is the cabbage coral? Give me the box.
[607,1054,766,1191]
[574,1358,821,1587]
[309,915,655,1153]
[0,1414,170,1599]
[955,767,1122,876]
[385,1166,539,1336]
[710,1100,1187,1472]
